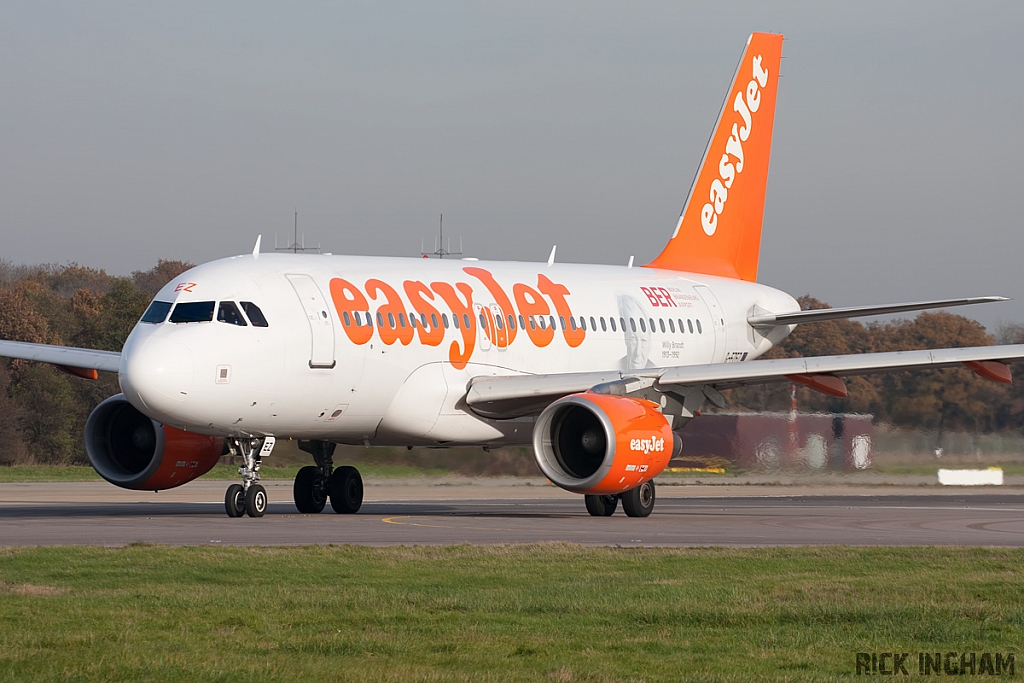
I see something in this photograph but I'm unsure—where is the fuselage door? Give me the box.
[694,285,726,363]
[489,303,508,351]
[286,274,336,369]
[474,303,492,352]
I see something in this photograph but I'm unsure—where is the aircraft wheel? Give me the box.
[293,465,327,514]
[584,494,618,517]
[621,481,655,518]
[245,483,268,517]
[329,466,363,514]
[225,484,245,518]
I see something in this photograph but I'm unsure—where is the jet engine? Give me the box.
[84,394,224,491]
[532,392,680,495]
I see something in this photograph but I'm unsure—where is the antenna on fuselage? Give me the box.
[421,213,463,259]
[275,209,320,254]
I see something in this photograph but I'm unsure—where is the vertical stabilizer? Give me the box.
[646,32,784,281]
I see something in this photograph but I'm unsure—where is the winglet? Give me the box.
[253,235,262,258]
[646,32,784,281]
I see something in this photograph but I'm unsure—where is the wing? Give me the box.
[465,344,1024,419]
[0,340,121,379]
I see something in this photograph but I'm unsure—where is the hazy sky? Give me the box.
[2,2,1022,331]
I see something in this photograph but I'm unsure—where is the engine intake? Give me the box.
[85,394,224,491]
[533,392,679,495]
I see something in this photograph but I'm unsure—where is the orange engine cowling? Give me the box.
[84,394,224,491]
[532,392,679,495]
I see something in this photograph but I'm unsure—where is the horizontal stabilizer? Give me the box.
[747,296,1008,327]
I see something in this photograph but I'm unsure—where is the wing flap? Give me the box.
[0,340,121,374]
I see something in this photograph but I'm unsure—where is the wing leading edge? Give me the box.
[465,344,1024,419]
[0,340,121,379]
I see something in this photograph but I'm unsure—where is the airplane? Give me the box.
[2,31,1023,519]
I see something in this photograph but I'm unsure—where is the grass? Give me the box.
[0,545,1022,682]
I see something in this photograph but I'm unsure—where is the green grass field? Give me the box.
[0,545,1021,682]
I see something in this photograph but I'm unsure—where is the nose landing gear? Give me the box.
[223,436,274,518]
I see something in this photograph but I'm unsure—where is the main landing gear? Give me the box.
[584,481,656,518]
[224,436,274,518]
[293,440,363,515]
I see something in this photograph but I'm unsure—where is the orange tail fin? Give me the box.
[646,32,784,281]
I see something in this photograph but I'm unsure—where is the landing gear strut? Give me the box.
[295,441,363,514]
[584,481,656,518]
[223,436,274,518]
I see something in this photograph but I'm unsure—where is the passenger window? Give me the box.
[377,312,384,327]
[609,318,616,332]
[529,317,536,330]
[140,301,172,324]
[669,319,675,333]
[630,318,637,332]
[589,316,596,331]
[549,316,556,330]
[420,313,427,328]
[387,312,395,328]
[343,311,351,327]
[240,302,269,327]
[649,318,655,333]
[570,318,577,332]
[217,302,248,326]
[687,319,694,334]
[409,314,417,329]
[479,312,487,328]
[560,316,566,331]
[431,313,439,329]
[539,317,546,330]
[398,313,406,328]
[442,314,450,328]
[495,315,504,331]
[463,313,471,329]
[696,319,703,334]
[364,312,373,328]
[600,317,607,332]
[508,314,515,331]
[639,318,646,333]
[519,315,526,330]
[620,317,626,331]
[659,319,666,333]
[170,301,215,324]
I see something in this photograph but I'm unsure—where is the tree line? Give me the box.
[0,263,1021,465]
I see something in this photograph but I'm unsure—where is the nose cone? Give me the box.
[119,328,194,422]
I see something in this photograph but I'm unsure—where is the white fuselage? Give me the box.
[118,253,797,445]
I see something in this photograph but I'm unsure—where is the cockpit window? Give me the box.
[217,302,248,326]
[140,301,172,324]
[169,301,215,323]
[240,301,269,327]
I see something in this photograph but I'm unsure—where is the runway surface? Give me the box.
[3,481,1024,546]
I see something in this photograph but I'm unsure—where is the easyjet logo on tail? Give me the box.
[701,55,770,236]
[645,32,783,282]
